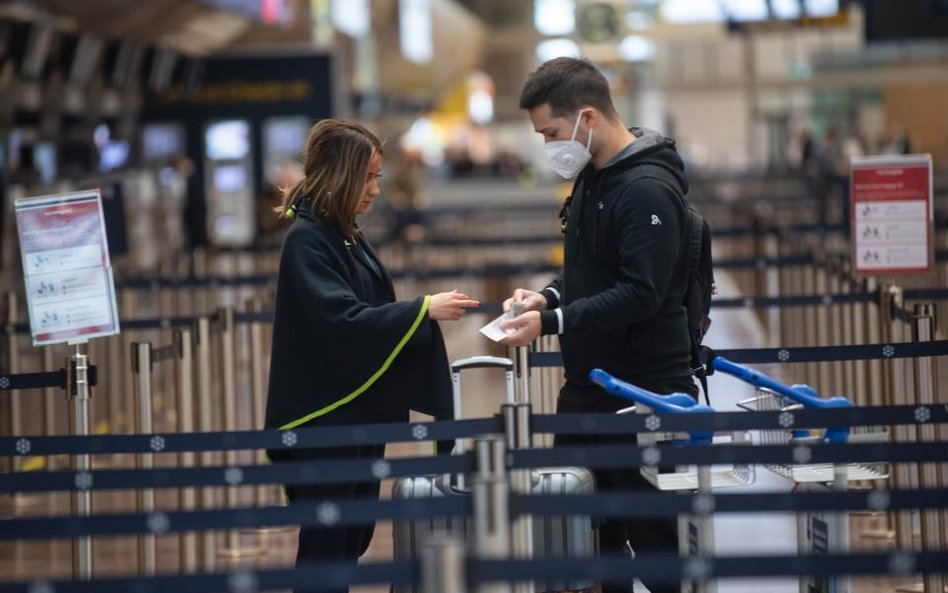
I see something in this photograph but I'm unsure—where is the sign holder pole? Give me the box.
[66,339,93,580]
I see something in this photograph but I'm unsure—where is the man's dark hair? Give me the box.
[519,57,618,119]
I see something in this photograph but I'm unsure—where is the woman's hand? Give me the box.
[428,290,480,321]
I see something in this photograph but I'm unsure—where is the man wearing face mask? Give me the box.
[501,57,696,593]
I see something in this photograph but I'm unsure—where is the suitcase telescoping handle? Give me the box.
[447,357,515,490]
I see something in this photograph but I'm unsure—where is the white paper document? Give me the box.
[479,312,513,342]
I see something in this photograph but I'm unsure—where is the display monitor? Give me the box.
[864,0,948,41]
[264,117,308,156]
[205,120,251,161]
[142,123,184,162]
[100,140,130,173]
[213,164,249,193]
[33,142,57,185]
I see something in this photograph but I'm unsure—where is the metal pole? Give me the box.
[912,304,945,593]
[215,307,261,558]
[67,342,93,579]
[247,299,270,508]
[175,329,199,573]
[193,316,216,571]
[420,533,467,593]
[5,293,22,474]
[131,341,157,575]
[691,464,717,593]
[471,436,511,593]
[42,345,58,468]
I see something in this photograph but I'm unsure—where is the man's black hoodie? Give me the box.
[539,127,694,388]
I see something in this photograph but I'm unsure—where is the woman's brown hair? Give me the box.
[277,119,383,235]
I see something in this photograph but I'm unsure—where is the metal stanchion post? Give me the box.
[66,342,93,579]
[5,293,22,474]
[471,435,511,593]
[882,286,916,550]
[245,299,292,535]
[131,341,157,575]
[912,304,945,593]
[507,348,535,593]
[174,329,199,574]
[193,316,216,571]
[420,533,467,593]
[247,299,270,508]
[43,346,58,469]
[215,307,262,559]
[687,464,717,593]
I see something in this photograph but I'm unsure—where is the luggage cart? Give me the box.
[590,369,755,593]
[710,356,889,593]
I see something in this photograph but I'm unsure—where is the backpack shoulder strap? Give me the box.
[687,209,711,405]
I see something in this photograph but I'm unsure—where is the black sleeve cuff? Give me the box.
[541,288,559,309]
[540,309,560,335]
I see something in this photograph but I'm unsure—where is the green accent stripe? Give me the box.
[279,295,432,430]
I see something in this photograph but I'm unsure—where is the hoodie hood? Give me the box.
[602,127,689,195]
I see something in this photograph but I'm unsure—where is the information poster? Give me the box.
[851,154,933,275]
[14,190,121,345]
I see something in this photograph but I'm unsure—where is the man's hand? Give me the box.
[499,310,541,347]
[502,289,547,314]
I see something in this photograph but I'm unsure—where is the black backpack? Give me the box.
[684,209,715,404]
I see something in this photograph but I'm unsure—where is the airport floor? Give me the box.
[0,269,919,593]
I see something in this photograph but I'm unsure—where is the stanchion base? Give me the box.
[857,528,895,540]
[241,526,295,536]
[1,492,45,514]
[216,546,266,560]
[894,583,948,593]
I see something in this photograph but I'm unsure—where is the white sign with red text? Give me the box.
[14,190,120,345]
[851,154,933,275]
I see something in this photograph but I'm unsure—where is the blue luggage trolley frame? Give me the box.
[590,369,755,593]
[710,356,889,593]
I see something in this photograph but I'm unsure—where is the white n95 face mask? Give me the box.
[544,111,593,179]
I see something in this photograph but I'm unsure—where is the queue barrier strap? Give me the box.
[0,367,98,391]
[2,405,947,457]
[2,485,947,542]
[0,552,947,593]
[2,440,946,494]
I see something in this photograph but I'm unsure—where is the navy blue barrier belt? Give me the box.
[4,440,946,494]
[0,417,501,456]
[1,552,947,592]
[534,405,948,435]
[530,340,948,368]
[0,453,470,493]
[0,367,98,391]
[0,496,470,541]
[3,486,947,541]
[2,406,945,458]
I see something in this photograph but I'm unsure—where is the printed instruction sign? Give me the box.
[14,190,121,345]
[851,154,933,275]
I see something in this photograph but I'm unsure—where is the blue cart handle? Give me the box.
[589,368,714,445]
[710,356,852,443]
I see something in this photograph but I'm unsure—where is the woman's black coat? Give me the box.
[265,209,453,431]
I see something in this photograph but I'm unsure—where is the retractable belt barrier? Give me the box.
[2,439,947,494]
[2,484,947,541]
[5,290,948,336]
[2,404,946,457]
[0,367,98,390]
[2,552,948,593]
[529,339,948,367]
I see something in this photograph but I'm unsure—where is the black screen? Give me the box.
[864,0,948,41]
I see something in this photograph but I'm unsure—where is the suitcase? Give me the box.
[392,356,598,593]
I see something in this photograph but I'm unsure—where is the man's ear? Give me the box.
[581,107,600,128]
